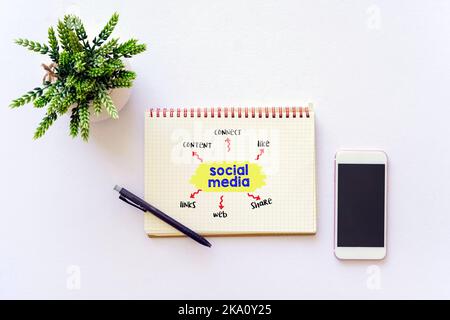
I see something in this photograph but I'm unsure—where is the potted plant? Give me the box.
[10,13,146,141]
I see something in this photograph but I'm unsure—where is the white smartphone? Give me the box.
[334,150,387,260]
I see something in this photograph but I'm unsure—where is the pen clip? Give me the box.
[119,195,147,212]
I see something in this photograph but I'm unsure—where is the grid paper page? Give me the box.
[144,108,316,236]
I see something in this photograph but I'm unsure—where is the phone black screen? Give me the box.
[337,164,385,247]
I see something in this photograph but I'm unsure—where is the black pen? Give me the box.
[114,185,211,248]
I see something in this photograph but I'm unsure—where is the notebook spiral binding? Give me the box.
[148,106,311,118]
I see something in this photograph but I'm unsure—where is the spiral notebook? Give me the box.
[144,106,316,236]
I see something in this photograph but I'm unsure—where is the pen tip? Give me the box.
[114,185,122,192]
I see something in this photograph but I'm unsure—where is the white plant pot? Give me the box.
[66,61,133,122]
[90,59,132,122]
[67,86,132,123]
[89,86,132,123]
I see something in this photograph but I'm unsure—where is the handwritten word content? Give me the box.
[182,142,212,149]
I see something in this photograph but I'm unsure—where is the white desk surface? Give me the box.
[1,0,449,299]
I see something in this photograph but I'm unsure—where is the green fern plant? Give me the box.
[10,13,146,141]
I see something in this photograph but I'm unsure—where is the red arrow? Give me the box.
[192,151,203,162]
[225,138,231,152]
[247,193,261,200]
[255,149,264,160]
[190,189,202,199]
[219,195,224,209]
